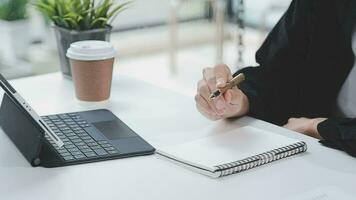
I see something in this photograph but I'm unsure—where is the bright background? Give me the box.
[0,0,291,96]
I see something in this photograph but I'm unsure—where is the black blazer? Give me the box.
[236,0,356,156]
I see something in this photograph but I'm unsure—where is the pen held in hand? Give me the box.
[209,73,245,99]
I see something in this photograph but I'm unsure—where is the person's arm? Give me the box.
[280,117,356,157]
[235,0,314,125]
[195,0,313,122]
[317,118,356,157]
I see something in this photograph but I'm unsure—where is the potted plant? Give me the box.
[0,0,29,62]
[34,0,131,78]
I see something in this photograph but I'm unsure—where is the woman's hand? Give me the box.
[283,117,327,139]
[195,64,250,121]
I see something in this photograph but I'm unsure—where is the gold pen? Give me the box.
[209,73,245,99]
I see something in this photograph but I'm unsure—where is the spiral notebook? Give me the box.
[157,126,307,178]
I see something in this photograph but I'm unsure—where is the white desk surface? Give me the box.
[0,73,355,200]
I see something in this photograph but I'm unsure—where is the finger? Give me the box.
[196,103,221,121]
[288,118,297,123]
[214,95,227,111]
[203,68,228,112]
[194,94,215,115]
[197,79,211,97]
[283,120,295,129]
[214,64,232,88]
[197,80,221,114]
[224,89,243,105]
[282,123,290,128]
[202,68,229,113]
[203,68,217,93]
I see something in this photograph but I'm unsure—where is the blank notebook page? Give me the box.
[158,126,300,171]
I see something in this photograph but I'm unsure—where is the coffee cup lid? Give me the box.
[66,40,116,61]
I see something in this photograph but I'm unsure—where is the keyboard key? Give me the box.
[78,123,89,127]
[81,135,91,140]
[78,135,89,140]
[66,133,76,137]
[104,147,116,151]
[84,139,95,144]
[58,136,65,141]
[108,150,119,155]
[69,124,80,128]
[75,142,86,146]
[62,130,74,134]
[56,132,64,136]
[84,152,97,157]
[76,132,87,136]
[97,140,109,145]
[63,156,74,161]
[94,149,108,156]
[67,147,80,153]
[100,144,112,148]
[59,114,70,119]
[87,142,98,146]
[60,152,71,157]
[74,154,86,159]
[90,145,102,150]
[72,139,83,143]
[71,151,83,156]
[74,130,86,134]
[77,145,89,150]
[68,136,80,140]
[57,149,68,154]
[64,143,74,148]
[48,115,59,120]
[81,148,94,153]
[80,124,91,128]
[65,144,76,149]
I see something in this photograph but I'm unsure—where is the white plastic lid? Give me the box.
[66,40,116,61]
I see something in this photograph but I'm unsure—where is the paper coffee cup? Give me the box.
[66,40,116,101]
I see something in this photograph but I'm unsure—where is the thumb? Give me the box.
[224,89,243,105]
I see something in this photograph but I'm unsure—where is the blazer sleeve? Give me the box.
[318,118,356,157]
[234,0,313,125]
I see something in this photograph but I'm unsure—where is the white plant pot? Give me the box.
[0,19,30,63]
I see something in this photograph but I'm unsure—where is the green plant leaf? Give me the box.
[34,0,132,30]
[107,1,132,23]
[0,0,28,21]
[90,17,107,28]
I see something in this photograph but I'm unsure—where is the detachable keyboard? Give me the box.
[42,113,120,162]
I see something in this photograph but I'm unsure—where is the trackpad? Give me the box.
[93,120,137,140]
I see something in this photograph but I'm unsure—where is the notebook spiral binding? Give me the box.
[215,141,307,177]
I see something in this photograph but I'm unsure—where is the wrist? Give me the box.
[307,118,327,139]
[225,90,250,119]
[236,90,250,117]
